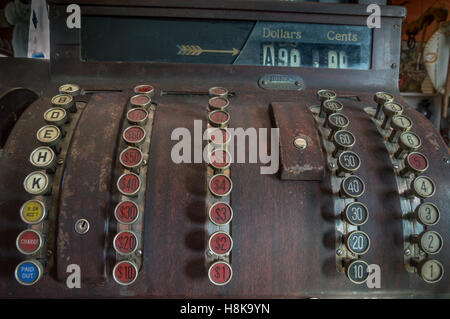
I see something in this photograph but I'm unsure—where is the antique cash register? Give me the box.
[0,0,449,298]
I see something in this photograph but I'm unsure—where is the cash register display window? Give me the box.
[81,16,372,70]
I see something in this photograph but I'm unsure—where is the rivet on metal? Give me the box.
[294,137,308,149]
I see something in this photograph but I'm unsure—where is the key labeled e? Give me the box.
[66,264,81,288]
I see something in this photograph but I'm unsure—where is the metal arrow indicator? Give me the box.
[177,45,240,56]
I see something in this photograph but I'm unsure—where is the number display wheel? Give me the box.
[209,87,228,97]
[114,200,140,225]
[327,113,349,139]
[418,259,444,284]
[16,229,43,255]
[394,131,422,159]
[345,230,370,255]
[209,149,232,171]
[113,260,139,286]
[340,175,365,199]
[336,151,361,176]
[345,259,369,284]
[15,260,44,286]
[134,84,155,97]
[332,130,355,157]
[36,125,62,148]
[59,84,80,96]
[130,94,151,108]
[113,230,139,255]
[343,202,369,226]
[20,199,46,224]
[208,261,233,286]
[381,102,403,129]
[208,110,230,128]
[44,107,68,126]
[400,152,429,177]
[209,202,233,226]
[209,128,231,147]
[127,108,149,126]
[119,147,144,170]
[123,126,146,146]
[208,231,233,256]
[417,230,443,255]
[415,202,440,226]
[408,176,436,199]
[29,146,56,171]
[388,115,412,143]
[23,171,51,195]
[209,174,232,197]
[117,172,141,197]
[208,96,229,111]
[374,92,394,120]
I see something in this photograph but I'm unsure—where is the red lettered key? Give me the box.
[16,230,42,254]
[208,110,230,127]
[120,147,143,169]
[117,173,141,196]
[113,231,138,255]
[208,261,232,285]
[209,232,233,256]
[209,202,233,226]
[130,94,151,108]
[208,97,229,110]
[209,174,232,197]
[210,149,231,170]
[123,126,146,146]
[127,108,148,125]
[113,261,138,285]
[115,201,139,224]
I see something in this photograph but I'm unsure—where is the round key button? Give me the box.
[418,259,444,283]
[209,202,233,226]
[327,113,349,139]
[209,149,232,171]
[388,115,412,143]
[37,125,62,147]
[24,171,51,195]
[130,94,151,108]
[119,147,144,170]
[340,175,365,198]
[208,261,232,286]
[332,130,355,157]
[113,231,138,255]
[344,202,369,226]
[374,92,394,120]
[51,94,76,112]
[418,230,443,255]
[20,200,46,224]
[15,260,44,286]
[415,203,440,226]
[381,102,403,130]
[400,152,429,177]
[113,260,139,286]
[30,146,56,170]
[337,151,361,176]
[395,131,421,159]
[209,128,231,147]
[323,100,343,124]
[209,87,228,97]
[346,230,370,255]
[117,172,141,196]
[208,97,229,111]
[409,176,435,199]
[208,110,230,128]
[317,89,336,101]
[346,259,369,284]
[16,229,43,255]
[123,126,146,146]
[127,108,149,126]
[114,200,139,225]
[209,174,232,197]
[59,83,81,96]
[44,107,68,126]
[134,84,154,96]
[208,231,233,256]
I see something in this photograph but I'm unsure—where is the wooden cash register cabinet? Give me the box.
[0,0,449,298]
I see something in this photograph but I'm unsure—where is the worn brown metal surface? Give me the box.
[0,1,449,298]
[271,102,326,180]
